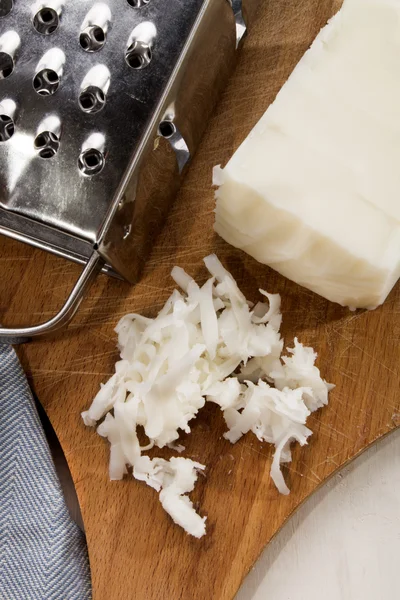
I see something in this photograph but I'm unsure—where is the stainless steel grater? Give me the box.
[0,0,260,342]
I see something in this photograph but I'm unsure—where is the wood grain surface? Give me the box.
[2,1,400,599]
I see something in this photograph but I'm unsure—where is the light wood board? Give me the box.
[2,1,400,598]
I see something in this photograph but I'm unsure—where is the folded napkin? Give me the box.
[0,344,91,600]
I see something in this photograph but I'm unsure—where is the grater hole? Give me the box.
[80,26,106,53]
[0,52,13,79]
[33,8,59,35]
[39,147,55,159]
[159,120,176,139]
[0,114,14,141]
[34,131,60,159]
[46,70,58,83]
[79,148,105,176]
[41,9,53,22]
[125,41,152,69]
[79,87,106,114]
[33,69,60,96]
[80,35,89,50]
[127,0,150,7]
[0,0,13,18]
[34,134,47,148]
[94,28,105,43]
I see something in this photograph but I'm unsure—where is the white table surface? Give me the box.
[236,429,400,600]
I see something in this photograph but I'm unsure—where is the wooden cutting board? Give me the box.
[1,1,399,598]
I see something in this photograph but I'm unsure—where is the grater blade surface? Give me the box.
[0,0,261,340]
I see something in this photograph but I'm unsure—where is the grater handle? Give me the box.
[0,252,103,344]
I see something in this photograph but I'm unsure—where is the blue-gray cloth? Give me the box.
[0,344,91,600]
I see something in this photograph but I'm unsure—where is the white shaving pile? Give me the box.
[82,255,333,537]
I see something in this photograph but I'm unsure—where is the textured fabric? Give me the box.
[0,344,91,600]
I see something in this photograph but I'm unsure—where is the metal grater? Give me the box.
[0,0,260,342]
